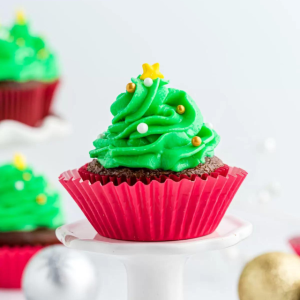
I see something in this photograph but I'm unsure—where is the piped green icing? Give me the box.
[0,163,64,232]
[90,75,220,172]
[0,19,59,82]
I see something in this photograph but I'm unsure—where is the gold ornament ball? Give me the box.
[16,38,25,47]
[37,48,48,60]
[238,252,300,300]
[126,82,136,93]
[192,136,201,147]
[176,105,185,115]
[23,172,32,181]
[36,194,47,205]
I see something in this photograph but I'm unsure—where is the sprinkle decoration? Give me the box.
[37,48,48,60]
[176,105,185,115]
[140,63,164,80]
[13,154,27,171]
[126,82,136,93]
[143,78,153,87]
[23,173,32,181]
[137,123,148,134]
[192,136,202,147]
[15,181,24,191]
[36,194,47,205]
[16,38,25,47]
[16,9,26,25]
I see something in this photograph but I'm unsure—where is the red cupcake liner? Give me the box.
[60,166,247,241]
[0,246,42,289]
[289,237,300,256]
[0,80,59,127]
[42,80,59,119]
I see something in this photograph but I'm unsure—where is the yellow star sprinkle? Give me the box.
[36,194,47,205]
[140,63,164,80]
[13,154,27,171]
[16,9,26,25]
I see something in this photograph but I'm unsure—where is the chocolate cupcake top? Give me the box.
[0,154,64,232]
[87,156,224,178]
[90,63,220,172]
[0,10,59,82]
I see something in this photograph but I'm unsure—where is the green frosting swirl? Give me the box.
[90,76,220,172]
[0,163,64,232]
[0,20,59,82]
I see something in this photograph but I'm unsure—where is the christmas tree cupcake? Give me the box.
[0,10,60,127]
[60,63,247,242]
[0,154,64,289]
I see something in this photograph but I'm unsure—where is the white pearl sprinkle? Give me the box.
[15,181,24,191]
[144,78,153,87]
[205,122,213,129]
[137,123,148,134]
[97,133,104,139]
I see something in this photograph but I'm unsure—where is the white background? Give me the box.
[1,0,300,299]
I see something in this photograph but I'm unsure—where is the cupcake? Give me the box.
[0,10,60,127]
[60,63,247,242]
[0,154,64,289]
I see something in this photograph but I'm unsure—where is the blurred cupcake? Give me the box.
[0,10,60,127]
[60,63,247,242]
[0,154,64,289]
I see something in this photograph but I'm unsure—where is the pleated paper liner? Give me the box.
[0,246,42,289]
[289,237,300,256]
[0,80,59,127]
[60,166,247,242]
[78,163,230,186]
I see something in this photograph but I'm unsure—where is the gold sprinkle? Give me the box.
[36,194,47,205]
[16,38,25,47]
[37,48,48,60]
[176,105,185,115]
[192,136,202,147]
[23,173,32,181]
[126,82,136,93]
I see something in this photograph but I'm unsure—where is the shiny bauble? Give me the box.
[176,105,185,115]
[22,245,99,300]
[192,136,202,147]
[239,252,300,300]
[126,82,136,93]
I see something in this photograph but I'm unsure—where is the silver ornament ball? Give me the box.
[22,245,99,300]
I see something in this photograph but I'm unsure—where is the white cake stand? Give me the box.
[56,215,252,300]
[0,115,71,147]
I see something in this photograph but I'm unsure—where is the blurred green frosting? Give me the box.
[0,11,59,82]
[90,66,220,172]
[0,160,64,232]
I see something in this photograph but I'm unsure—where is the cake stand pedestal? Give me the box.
[0,115,71,147]
[56,215,252,300]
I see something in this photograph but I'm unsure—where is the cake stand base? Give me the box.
[56,215,252,300]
